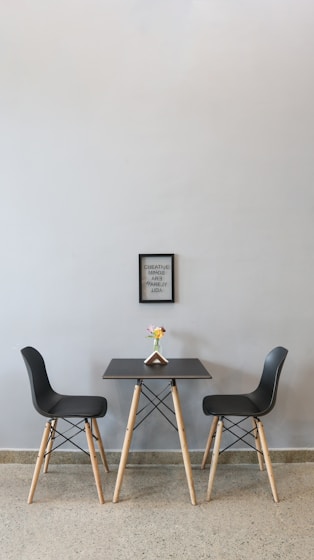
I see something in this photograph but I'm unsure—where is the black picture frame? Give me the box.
[139,254,175,303]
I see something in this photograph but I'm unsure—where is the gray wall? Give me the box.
[1,1,313,452]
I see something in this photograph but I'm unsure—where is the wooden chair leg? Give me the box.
[85,419,105,504]
[201,416,219,470]
[43,418,58,473]
[92,418,109,473]
[252,417,264,471]
[206,418,224,501]
[256,419,279,503]
[28,421,52,504]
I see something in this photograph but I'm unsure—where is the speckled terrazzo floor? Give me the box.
[0,463,313,560]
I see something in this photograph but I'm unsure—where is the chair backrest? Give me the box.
[21,346,60,417]
[250,346,288,415]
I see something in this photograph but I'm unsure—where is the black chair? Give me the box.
[21,346,109,504]
[201,346,288,502]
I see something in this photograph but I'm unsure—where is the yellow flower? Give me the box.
[147,325,166,339]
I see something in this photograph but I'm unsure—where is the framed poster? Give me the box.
[139,254,175,303]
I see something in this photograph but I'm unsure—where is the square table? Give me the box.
[103,358,211,505]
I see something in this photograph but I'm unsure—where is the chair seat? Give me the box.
[48,395,107,418]
[203,394,262,417]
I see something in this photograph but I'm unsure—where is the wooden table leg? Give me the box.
[171,380,197,505]
[113,381,142,503]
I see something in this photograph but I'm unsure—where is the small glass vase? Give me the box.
[153,338,162,354]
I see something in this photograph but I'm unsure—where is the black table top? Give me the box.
[102,358,212,380]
